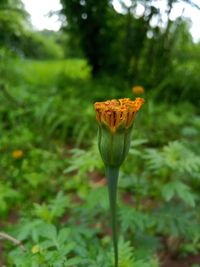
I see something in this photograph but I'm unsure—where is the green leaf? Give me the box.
[161,182,175,201]
[64,257,82,266]
[38,223,57,240]
[162,181,195,207]
[174,181,195,207]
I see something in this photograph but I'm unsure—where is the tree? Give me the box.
[0,0,30,51]
[60,0,114,76]
[60,0,200,83]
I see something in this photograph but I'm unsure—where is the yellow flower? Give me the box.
[12,150,24,159]
[132,85,145,95]
[31,245,40,254]
[94,97,144,133]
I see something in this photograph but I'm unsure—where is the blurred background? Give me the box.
[0,0,200,266]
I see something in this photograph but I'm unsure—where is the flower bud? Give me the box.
[94,97,144,168]
[132,85,145,95]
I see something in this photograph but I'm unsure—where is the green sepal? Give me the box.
[98,124,131,167]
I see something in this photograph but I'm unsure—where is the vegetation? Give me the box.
[0,0,200,266]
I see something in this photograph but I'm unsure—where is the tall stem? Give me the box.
[105,166,119,267]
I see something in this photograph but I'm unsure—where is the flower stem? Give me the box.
[105,166,119,267]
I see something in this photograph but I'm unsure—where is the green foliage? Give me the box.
[0,182,19,214]
[143,141,200,206]
[64,145,101,175]
[0,0,29,49]
[60,1,200,103]
[33,192,71,223]
[1,56,200,266]
[157,19,200,102]
[145,141,200,175]
[9,224,82,267]
[1,0,200,265]
[111,239,159,267]
[22,31,65,60]
[153,203,200,238]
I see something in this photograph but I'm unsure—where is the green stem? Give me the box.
[105,166,119,267]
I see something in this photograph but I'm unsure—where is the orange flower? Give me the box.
[132,85,145,95]
[12,150,24,159]
[94,97,144,133]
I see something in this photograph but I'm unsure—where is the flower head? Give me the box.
[12,150,24,159]
[94,97,144,133]
[132,85,145,95]
[94,97,144,167]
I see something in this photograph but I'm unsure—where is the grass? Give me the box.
[18,59,91,86]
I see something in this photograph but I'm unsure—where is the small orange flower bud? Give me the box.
[132,85,145,95]
[12,150,24,159]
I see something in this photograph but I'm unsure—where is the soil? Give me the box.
[161,254,200,267]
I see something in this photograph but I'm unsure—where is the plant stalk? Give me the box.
[105,166,119,267]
